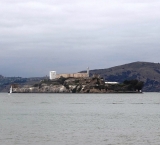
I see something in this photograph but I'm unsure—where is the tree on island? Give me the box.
[123,79,144,91]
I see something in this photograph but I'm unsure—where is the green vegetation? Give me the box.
[123,79,144,91]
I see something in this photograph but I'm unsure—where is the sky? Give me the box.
[0,0,160,77]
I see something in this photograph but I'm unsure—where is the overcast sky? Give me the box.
[0,0,160,77]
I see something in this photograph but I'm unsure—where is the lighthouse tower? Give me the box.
[87,67,89,77]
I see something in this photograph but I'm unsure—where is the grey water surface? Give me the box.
[0,93,160,145]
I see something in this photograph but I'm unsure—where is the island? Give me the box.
[10,75,144,93]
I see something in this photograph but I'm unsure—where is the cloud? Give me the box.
[0,0,160,77]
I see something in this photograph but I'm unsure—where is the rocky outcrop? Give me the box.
[13,84,69,93]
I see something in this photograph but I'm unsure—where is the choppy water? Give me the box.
[0,93,160,145]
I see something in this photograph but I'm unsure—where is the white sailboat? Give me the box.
[9,86,12,93]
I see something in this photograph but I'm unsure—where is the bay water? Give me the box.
[0,93,160,145]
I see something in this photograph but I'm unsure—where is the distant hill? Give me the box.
[0,76,47,92]
[87,62,160,92]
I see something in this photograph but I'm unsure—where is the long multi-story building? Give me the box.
[49,67,89,80]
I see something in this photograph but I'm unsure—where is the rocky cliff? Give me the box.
[13,85,69,93]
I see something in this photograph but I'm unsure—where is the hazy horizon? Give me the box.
[1,61,159,78]
[0,0,160,77]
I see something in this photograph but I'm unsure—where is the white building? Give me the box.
[49,71,56,80]
[105,82,119,84]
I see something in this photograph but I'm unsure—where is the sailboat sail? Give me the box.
[10,86,12,93]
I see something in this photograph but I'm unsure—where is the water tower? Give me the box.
[49,71,56,80]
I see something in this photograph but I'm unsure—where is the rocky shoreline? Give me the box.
[11,75,143,93]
